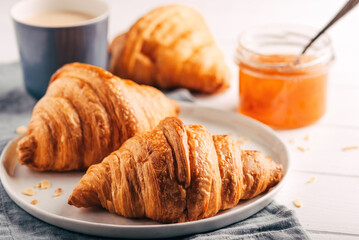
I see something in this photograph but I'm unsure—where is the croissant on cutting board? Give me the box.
[17,63,179,171]
[109,5,231,94]
[68,117,283,223]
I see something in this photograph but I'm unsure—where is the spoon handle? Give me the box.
[302,0,359,54]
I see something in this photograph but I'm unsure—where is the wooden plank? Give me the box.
[322,84,359,128]
[277,125,359,176]
[275,171,359,235]
[309,231,359,240]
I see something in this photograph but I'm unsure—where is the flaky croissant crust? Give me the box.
[17,63,179,171]
[109,5,231,94]
[68,117,283,223]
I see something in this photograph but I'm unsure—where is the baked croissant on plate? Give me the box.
[68,117,283,223]
[17,63,179,171]
[109,5,230,94]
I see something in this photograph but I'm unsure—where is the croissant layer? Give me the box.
[109,5,230,94]
[17,63,179,171]
[68,117,283,223]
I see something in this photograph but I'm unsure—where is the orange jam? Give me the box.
[238,54,329,129]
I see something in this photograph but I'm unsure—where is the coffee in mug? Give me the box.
[24,10,96,27]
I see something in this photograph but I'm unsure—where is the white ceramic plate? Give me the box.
[0,102,290,239]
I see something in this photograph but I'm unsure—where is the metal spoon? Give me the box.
[301,0,359,54]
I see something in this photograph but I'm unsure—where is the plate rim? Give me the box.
[0,102,291,238]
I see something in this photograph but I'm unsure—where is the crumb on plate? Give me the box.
[16,125,27,134]
[22,188,35,196]
[40,180,51,189]
[53,188,62,197]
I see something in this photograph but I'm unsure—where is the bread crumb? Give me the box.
[30,200,38,205]
[40,180,51,189]
[53,188,62,197]
[342,146,358,151]
[35,183,41,188]
[307,177,316,183]
[297,146,306,152]
[304,135,310,141]
[16,125,27,134]
[293,199,303,208]
[289,138,296,144]
[22,188,35,196]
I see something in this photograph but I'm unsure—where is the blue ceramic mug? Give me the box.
[11,0,109,99]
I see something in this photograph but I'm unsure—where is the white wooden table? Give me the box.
[1,0,358,239]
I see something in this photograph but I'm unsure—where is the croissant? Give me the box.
[109,5,230,94]
[17,63,179,171]
[68,117,283,223]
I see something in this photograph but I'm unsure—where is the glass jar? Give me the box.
[236,25,334,129]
